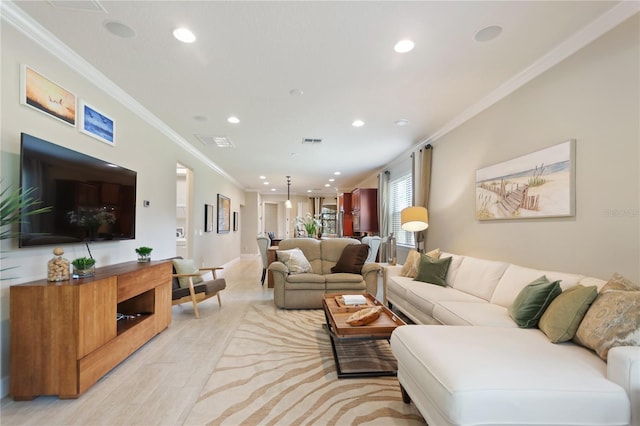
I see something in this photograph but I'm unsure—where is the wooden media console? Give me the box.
[9,260,172,400]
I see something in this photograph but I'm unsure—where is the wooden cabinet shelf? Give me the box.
[10,260,172,400]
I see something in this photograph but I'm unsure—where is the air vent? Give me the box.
[302,138,322,144]
[195,134,234,148]
[48,0,107,12]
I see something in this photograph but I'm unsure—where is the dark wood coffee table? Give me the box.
[322,293,406,378]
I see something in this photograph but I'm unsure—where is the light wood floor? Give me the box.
[0,256,279,425]
[1,256,389,425]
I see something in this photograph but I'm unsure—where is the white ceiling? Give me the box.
[7,0,627,196]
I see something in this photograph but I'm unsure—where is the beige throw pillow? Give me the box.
[538,285,598,343]
[400,248,440,278]
[277,248,312,274]
[574,273,640,360]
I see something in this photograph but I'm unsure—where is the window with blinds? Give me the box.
[389,173,414,246]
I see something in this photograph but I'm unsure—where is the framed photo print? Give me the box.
[20,64,76,126]
[217,194,230,233]
[233,211,239,232]
[79,100,115,145]
[204,204,214,232]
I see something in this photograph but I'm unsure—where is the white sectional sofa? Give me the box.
[385,252,639,426]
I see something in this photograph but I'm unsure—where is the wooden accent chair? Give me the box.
[170,258,226,318]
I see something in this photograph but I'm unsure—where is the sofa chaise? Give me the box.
[385,251,639,426]
[269,237,380,309]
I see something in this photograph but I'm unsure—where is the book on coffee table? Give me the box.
[342,295,367,306]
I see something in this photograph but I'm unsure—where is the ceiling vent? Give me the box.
[195,134,234,148]
[302,138,322,145]
[48,0,107,12]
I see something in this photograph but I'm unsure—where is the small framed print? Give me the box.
[176,227,185,238]
[79,100,115,146]
[233,211,239,232]
[20,64,76,126]
[204,204,214,233]
[217,194,230,233]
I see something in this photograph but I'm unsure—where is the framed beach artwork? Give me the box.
[20,64,76,126]
[79,100,115,145]
[217,194,230,233]
[475,140,576,220]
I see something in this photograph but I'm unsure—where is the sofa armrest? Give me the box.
[361,263,381,295]
[268,261,289,308]
[268,261,288,275]
[384,264,404,277]
[608,346,640,426]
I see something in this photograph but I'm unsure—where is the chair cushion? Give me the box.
[171,278,226,300]
[508,276,561,328]
[172,258,204,288]
[331,244,368,274]
[277,248,312,274]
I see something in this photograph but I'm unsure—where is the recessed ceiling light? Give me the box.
[394,39,414,53]
[474,25,503,42]
[289,89,304,96]
[263,181,269,185]
[352,120,365,127]
[307,190,312,193]
[259,175,266,179]
[329,178,335,182]
[173,28,196,43]
[394,118,409,126]
[227,116,240,124]
[334,171,341,175]
[271,188,276,191]
[104,21,136,38]
[324,184,331,187]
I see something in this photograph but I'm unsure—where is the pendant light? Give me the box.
[285,176,292,209]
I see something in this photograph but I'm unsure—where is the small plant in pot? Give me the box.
[135,246,153,262]
[72,256,96,278]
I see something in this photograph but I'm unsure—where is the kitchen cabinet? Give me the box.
[352,188,378,235]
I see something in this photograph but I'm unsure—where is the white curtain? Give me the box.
[378,170,390,261]
[412,145,433,251]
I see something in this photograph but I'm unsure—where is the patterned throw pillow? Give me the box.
[400,248,440,278]
[574,273,640,360]
[172,258,204,288]
[277,248,312,274]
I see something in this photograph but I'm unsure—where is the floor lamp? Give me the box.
[401,206,429,252]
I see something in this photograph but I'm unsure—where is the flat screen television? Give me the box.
[19,132,136,247]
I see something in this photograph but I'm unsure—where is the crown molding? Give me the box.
[1,0,244,189]
[423,1,639,145]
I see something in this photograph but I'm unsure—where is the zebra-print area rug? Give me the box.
[185,303,426,425]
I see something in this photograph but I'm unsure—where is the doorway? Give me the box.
[176,163,193,258]
[264,202,278,237]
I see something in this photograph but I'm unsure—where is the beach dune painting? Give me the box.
[21,65,76,126]
[476,140,575,220]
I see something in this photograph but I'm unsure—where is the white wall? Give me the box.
[425,16,639,282]
[0,22,245,395]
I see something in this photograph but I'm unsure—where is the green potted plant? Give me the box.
[135,246,153,262]
[72,256,96,278]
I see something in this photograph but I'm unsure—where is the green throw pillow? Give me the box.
[414,254,452,286]
[172,258,204,288]
[508,276,562,328]
[538,285,598,343]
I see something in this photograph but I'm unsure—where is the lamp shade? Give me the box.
[401,206,429,232]
[285,199,292,209]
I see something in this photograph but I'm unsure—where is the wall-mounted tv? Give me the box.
[19,132,136,247]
